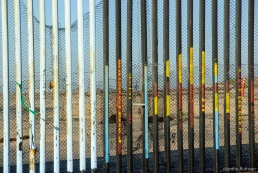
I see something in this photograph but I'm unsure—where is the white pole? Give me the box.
[89,0,97,171]
[14,0,23,172]
[65,0,73,172]
[52,0,60,172]
[77,0,86,171]
[39,0,46,172]
[27,0,36,172]
[2,0,10,172]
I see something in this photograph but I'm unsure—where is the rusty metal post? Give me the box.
[187,0,194,172]
[223,0,230,171]
[64,0,74,172]
[235,0,242,169]
[248,0,255,168]
[15,0,23,172]
[116,0,122,172]
[27,0,36,172]
[126,0,133,171]
[78,0,86,171]
[52,0,60,172]
[2,0,10,172]
[90,0,97,172]
[199,0,205,172]
[163,0,171,172]
[176,0,183,172]
[152,0,159,172]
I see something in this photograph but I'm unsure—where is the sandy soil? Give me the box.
[0,83,258,167]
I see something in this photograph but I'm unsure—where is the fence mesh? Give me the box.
[0,0,258,172]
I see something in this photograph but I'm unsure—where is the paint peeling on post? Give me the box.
[15,0,23,171]
[39,0,46,172]
[30,149,36,170]
[188,0,194,169]
[2,0,10,172]
[52,0,60,172]
[65,0,74,172]
[237,67,242,134]
[189,47,194,129]
[90,0,97,171]
[248,0,255,167]
[224,0,230,170]
[163,0,171,170]
[27,0,36,172]
[78,0,86,171]
[235,0,242,168]
[199,0,205,169]
[126,0,133,168]
[152,1,158,171]
[117,58,123,153]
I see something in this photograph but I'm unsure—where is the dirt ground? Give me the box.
[0,84,258,167]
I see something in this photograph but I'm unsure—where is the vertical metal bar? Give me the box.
[78,0,86,172]
[39,0,46,172]
[116,0,122,172]
[212,0,219,172]
[65,0,73,172]
[176,0,183,172]
[141,0,149,172]
[152,0,159,172]
[27,0,36,172]
[235,0,242,169]
[89,0,97,172]
[2,0,10,172]
[187,0,194,172]
[163,0,170,172]
[52,0,60,172]
[15,0,23,172]
[248,0,255,168]
[126,0,133,171]
[199,0,205,172]
[103,0,109,172]
[223,0,230,171]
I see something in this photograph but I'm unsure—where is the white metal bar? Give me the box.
[27,0,36,172]
[14,0,23,172]
[2,0,10,172]
[77,0,86,171]
[39,0,46,172]
[133,103,145,106]
[90,0,97,171]
[52,0,60,172]
[65,0,73,172]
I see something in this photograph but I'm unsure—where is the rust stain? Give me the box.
[179,111,183,130]
[237,67,242,134]
[166,82,169,94]
[117,58,122,154]
[30,149,36,170]
[0,135,29,143]
[202,84,205,112]
[49,81,54,89]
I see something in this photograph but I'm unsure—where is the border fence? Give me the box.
[0,0,258,172]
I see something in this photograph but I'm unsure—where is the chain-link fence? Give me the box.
[0,0,258,172]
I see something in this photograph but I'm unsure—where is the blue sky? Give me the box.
[21,0,102,27]
[0,0,257,91]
